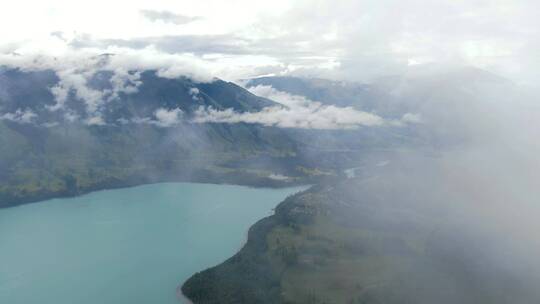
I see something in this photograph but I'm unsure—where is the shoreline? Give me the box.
[180,186,315,303]
[177,184,311,303]
[0,170,314,209]
[177,287,194,304]
[176,213,262,304]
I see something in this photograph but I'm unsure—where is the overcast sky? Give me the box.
[0,0,539,84]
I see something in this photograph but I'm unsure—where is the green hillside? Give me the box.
[182,174,540,304]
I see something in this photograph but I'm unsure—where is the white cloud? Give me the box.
[154,107,183,127]
[53,69,105,114]
[195,104,384,129]
[193,85,385,129]
[85,115,106,126]
[48,84,70,111]
[1,1,538,85]
[247,84,314,108]
[192,85,425,129]
[128,109,184,127]
[64,111,80,123]
[189,87,199,95]
[109,69,142,96]
[0,0,538,132]
[0,109,37,123]
[189,87,201,101]
[0,46,216,117]
[0,50,148,115]
[401,113,423,124]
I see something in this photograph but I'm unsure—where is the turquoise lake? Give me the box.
[0,183,305,304]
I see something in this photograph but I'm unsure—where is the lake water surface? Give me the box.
[0,183,305,304]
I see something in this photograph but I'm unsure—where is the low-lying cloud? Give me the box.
[154,107,183,127]
[0,50,418,130]
[193,85,417,129]
[192,105,382,129]
[120,108,183,128]
[0,48,216,124]
[0,109,37,124]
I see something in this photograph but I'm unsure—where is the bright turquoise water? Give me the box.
[0,183,305,304]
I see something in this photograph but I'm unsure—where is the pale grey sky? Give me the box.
[0,0,538,84]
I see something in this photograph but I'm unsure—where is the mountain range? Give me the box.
[0,67,301,207]
[0,64,515,208]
